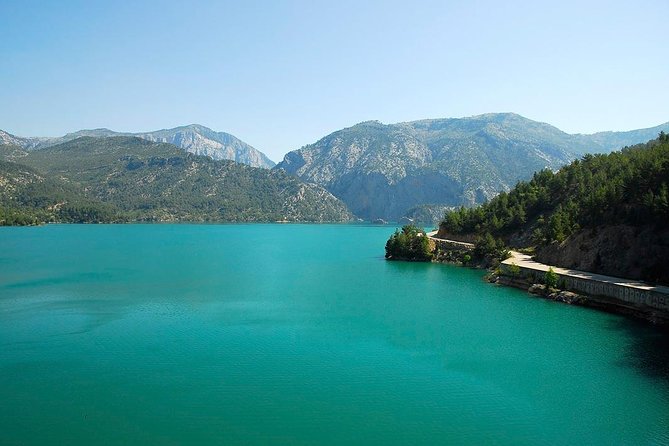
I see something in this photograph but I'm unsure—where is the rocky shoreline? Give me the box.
[488,273,586,304]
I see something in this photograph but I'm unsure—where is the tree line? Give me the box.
[440,134,669,245]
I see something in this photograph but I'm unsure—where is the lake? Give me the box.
[1,224,668,445]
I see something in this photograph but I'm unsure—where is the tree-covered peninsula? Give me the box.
[385,224,433,261]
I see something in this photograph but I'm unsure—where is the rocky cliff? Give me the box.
[276,114,669,221]
[534,225,669,284]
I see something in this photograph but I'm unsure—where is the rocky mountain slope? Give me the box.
[276,113,669,221]
[0,137,351,224]
[0,124,275,169]
[572,122,669,155]
[0,130,49,150]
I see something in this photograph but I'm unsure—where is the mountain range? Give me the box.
[276,113,669,221]
[0,137,350,224]
[0,124,275,169]
[2,113,668,224]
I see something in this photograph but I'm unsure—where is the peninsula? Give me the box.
[387,134,669,324]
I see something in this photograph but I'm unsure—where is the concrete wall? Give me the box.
[432,238,474,251]
[500,263,669,315]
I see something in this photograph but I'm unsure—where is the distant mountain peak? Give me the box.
[353,120,385,127]
[1,125,275,169]
[164,123,215,134]
[133,125,275,168]
[470,111,520,119]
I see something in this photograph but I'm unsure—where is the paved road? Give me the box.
[427,231,669,295]
[503,251,669,294]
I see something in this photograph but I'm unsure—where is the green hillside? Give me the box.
[0,136,352,225]
[0,158,118,225]
[439,134,669,283]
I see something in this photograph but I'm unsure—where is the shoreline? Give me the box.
[426,232,669,325]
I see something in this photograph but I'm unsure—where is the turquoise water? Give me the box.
[1,224,668,445]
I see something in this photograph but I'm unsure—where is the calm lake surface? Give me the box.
[1,224,668,445]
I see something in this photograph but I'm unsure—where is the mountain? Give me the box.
[135,125,275,168]
[276,113,669,221]
[0,137,351,224]
[0,129,49,150]
[572,122,669,155]
[0,152,117,225]
[0,125,275,169]
[275,114,570,221]
[439,134,669,284]
[0,143,30,163]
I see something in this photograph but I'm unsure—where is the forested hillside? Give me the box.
[0,158,117,225]
[439,134,669,283]
[0,137,352,225]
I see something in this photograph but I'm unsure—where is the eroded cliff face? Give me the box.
[135,126,275,169]
[276,115,577,220]
[534,225,669,284]
[276,115,669,221]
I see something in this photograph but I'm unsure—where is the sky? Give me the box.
[1,0,668,162]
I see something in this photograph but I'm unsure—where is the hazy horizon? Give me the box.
[2,0,668,161]
[3,112,669,163]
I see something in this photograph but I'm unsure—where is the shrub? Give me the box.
[508,262,521,277]
[544,267,559,289]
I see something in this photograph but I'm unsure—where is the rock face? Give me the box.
[0,130,49,150]
[133,125,275,169]
[535,225,669,285]
[403,204,455,226]
[276,114,669,221]
[276,120,471,221]
[0,125,275,169]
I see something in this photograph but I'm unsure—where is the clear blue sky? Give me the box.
[1,0,668,161]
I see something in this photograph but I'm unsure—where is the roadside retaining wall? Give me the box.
[432,238,475,252]
[499,262,669,319]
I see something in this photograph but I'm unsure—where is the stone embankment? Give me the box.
[426,231,475,264]
[426,232,669,324]
[426,231,474,250]
[500,251,669,323]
